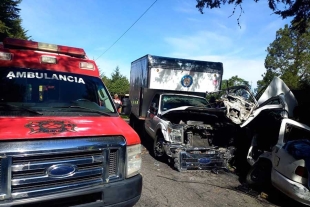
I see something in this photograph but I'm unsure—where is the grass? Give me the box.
[120,114,129,119]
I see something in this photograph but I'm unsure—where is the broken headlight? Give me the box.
[168,125,184,143]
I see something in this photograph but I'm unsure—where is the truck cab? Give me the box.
[144,93,209,154]
[0,38,142,206]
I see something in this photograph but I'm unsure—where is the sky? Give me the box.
[19,0,292,90]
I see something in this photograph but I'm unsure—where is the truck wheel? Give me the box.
[153,134,167,161]
[129,113,136,129]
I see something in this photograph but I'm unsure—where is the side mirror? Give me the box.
[150,103,158,114]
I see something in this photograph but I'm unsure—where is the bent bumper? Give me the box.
[1,174,142,207]
[272,169,310,206]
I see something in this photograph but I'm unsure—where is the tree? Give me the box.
[100,72,111,87]
[111,66,122,81]
[255,70,275,94]
[221,75,250,90]
[0,0,29,40]
[258,21,310,90]
[102,66,130,96]
[196,0,310,33]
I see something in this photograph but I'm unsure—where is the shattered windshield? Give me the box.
[206,87,256,105]
[229,88,256,103]
[161,94,208,111]
[0,67,116,116]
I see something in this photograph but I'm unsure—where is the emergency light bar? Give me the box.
[41,56,57,64]
[0,52,12,60]
[80,62,94,70]
[3,38,86,58]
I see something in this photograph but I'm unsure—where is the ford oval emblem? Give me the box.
[47,164,77,178]
[198,157,211,164]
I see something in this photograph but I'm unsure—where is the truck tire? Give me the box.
[129,113,143,136]
[152,134,167,162]
[129,113,136,129]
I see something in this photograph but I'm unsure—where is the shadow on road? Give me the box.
[127,118,308,207]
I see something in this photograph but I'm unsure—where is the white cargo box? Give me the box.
[129,55,224,119]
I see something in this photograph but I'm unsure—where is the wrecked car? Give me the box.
[156,77,310,205]
[227,77,310,206]
[271,119,310,206]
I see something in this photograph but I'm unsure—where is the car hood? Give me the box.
[0,116,140,145]
[258,76,298,116]
[160,106,226,118]
[160,106,193,116]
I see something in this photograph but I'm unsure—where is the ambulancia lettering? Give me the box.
[6,71,85,84]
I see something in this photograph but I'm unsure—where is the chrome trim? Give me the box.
[12,155,104,171]
[0,136,125,201]
[12,177,103,199]
[0,136,125,155]
[12,168,102,186]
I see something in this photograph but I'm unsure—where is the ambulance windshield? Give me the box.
[0,67,116,115]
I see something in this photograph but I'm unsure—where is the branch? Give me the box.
[228,3,244,29]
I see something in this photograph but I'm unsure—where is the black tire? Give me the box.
[152,134,167,162]
[129,113,136,129]
[246,160,272,187]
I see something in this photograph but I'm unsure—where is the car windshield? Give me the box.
[161,94,208,111]
[0,67,116,116]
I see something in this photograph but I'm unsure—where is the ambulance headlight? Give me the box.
[126,144,141,178]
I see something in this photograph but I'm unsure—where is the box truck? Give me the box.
[129,55,237,171]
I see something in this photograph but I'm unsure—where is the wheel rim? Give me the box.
[154,139,165,157]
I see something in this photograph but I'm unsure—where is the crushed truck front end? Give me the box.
[160,107,236,172]
[0,38,142,206]
[145,93,236,172]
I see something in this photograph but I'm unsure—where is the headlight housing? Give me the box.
[126,144,142,178]
[168,125,183,143]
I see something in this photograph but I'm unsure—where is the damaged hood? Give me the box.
[160,106,225,119]
[258,76,298,116]
[161,106,196,116]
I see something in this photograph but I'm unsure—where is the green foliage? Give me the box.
[0,0,29,40]
[100,72,111,87]
[196,0,310,34]
[258,22,310,91]
[221,75,250,90]
[255,70,275,94]
[101,66,130,96]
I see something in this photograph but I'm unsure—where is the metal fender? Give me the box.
[257,152,273,162]
[155,122,171,142]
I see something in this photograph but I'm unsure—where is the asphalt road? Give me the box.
[133,134,307,207]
